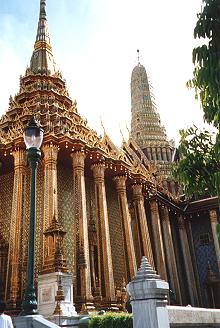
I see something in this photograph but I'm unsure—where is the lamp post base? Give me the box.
[20,287,38,316]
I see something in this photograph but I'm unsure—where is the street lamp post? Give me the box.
[21,117,43,316]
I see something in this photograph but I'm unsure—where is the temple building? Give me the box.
[0,0,220,314]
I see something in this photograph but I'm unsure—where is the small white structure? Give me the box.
[127,256,170,328]
[14,315,60,328]
[38,271,77,317]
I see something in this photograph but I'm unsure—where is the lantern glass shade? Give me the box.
[24,117,44,149]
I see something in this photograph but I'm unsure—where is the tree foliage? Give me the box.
[172,126,219,197]
[172,0,220,198]
[187,0,220,127]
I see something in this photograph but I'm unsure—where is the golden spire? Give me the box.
[29,0,57,75]
[36,0,50,44]
[137,49,140,64]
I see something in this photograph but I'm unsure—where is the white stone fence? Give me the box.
[168,305,220,327]
[127,257,220,328]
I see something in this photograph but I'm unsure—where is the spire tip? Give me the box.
[137,49,140,65]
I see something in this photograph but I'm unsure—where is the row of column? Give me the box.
[5,146,220,309]
[5,148,139,308]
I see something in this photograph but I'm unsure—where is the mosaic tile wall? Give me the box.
[20,162,44,283]
[85,176,95,225]
[105,181,126,287]
[170,213,190,305]
[35,162,44,275]
[0,172,14,241]
[0,172,13,297]
[190,212,218,305]
[57,163,75,280]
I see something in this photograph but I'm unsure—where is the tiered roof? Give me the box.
[0,0,178,203]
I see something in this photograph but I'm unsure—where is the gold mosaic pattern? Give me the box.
[19,161,44,290]
[35,162,44,275]
[0,172,14,241]
[57,163,75,279]
[105,182,126,287]
[73,171,80,294]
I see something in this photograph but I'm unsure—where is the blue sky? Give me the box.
[0,0,205,146]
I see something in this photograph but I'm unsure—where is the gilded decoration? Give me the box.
[106,182,127,286]
[177,215,185,230]
[209,209,218,223]
[42,214,68,274]
[113,175,137,280]
[0,172,14,241]
[92,163,116,302]
[160,206,169,222]
[6,149,27,307]
[57,163,75,278]
[0,0,185,312]
[71,150,93,306]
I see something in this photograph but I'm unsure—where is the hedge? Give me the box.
[89,312,133,328]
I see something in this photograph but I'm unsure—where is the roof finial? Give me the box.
[29,0,57,75]
[40,0,46,20]
[137,49,140,65]
[36,0,49,43]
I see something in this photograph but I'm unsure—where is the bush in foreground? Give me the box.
[89,312,133,328]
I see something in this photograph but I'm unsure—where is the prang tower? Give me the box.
[130,55,175,190]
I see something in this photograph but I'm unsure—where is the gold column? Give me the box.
[91,163,115,301]
[42,144,59,227]
[150,199,167,280]
[0,236,8,300]
[178,215,199,306]
[209,209,220,272]
[114,176,137,281]
[42,144,59,270]
[6,149,26,307]
[131,184,154,267]
[71,151,92,304]
[160,206,182,304]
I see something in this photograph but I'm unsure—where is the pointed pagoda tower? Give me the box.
[0,0,158,313]
[0,0,95,312]
[130,52,175,190]
[0,0,197,315]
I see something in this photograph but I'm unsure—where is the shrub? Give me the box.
[89,312,133,328]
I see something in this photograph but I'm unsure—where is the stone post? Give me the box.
[114,175,137,281]
[131,184,154,267]
[91,163,115,302]
[209,209,220,273]
[160,206,182,304]
[71,151,93,309]
[150,199,167,281]
[127,256,170,328]
[6,149,26,308]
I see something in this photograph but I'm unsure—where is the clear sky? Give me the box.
[0,0,204,146]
